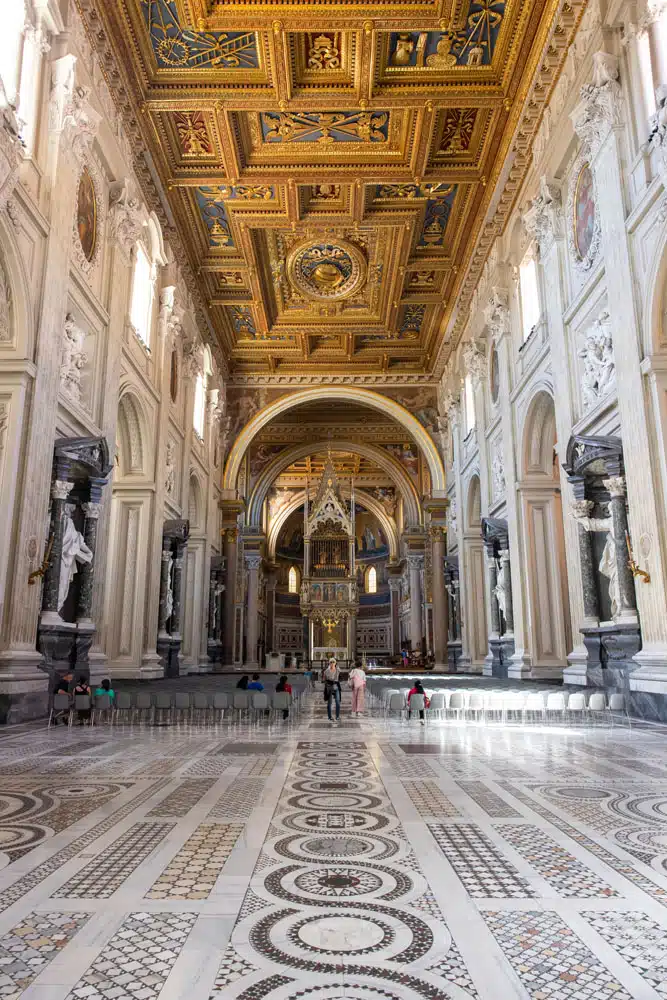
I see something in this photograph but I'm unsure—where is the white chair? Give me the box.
[233,690,250,720]
[429,691,446,719]
[523,691,546,724]
[588,691,607,725]
[383,689,399,715]
[49,692,70,727]
[608,692,630,726]
[212,692,228,722]
[387,692,405,719]
[467,691,485,723]
[272,691,291,720]
[503,691,525,723]
[251,691,269,720]
[408,693,426,723]
[567,691,586,724]
[448,691,465,721]
[545,691,566,723]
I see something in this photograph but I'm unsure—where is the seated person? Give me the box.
[236,675,249,689]
[247,673,264,691]
[275,674,293,720]
[94,677,115,702]
[73,676,92,725]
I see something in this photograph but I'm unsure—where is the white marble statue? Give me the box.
[60,314,88,402]
[491,450,506,500]
[571,505,619,618]
[493,574,508,619]
[58,508,93,611]
[579,310,616,409]
[165,558,174,621]
[165,441,175,496]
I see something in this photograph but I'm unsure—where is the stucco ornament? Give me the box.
[0,255,12,342]
[491,448,505,501]
[108,179,147,264]
[60,314,88,403]
[462,340,487,389]
[0,78,22,213]
[579,309,616,409]
[165,440,175,496]
[522,176,562,256]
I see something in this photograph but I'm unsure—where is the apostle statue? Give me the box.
[571,504,619,618]
[58,505,93,611]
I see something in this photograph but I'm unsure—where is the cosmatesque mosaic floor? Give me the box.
[2,695,667,998]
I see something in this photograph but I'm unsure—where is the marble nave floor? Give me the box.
[1,696,667,998]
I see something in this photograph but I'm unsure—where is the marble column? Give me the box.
[572,500,600,625]
[222,528,238,665]
[348,615,357,660]
[265,568,277,653]
[486,551,501,638]
[430,527,449,669]
[171,545,186,639]
[76,500,102,625]
[407,555,423,653]
[499,547,514,635]
[603,475,638,623]
[245,552,262,669]
[158,540,172,638]
[41,478,73,623]
[388,577,401,656]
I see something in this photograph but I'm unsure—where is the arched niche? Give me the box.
[248,439,421,527]
[0,216,35,356]
[188,473,203,531]
[223,387,446,495]
[466,474,482,530]
[267,488,399,563]
[116,391,149,478]
[519,387,570,667]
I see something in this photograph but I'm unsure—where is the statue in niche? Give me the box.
[58,505,93,611]
[571,504,619,618]
[493,572,507,619]
[60,314,87,402]
[164,557,174,621]
[165,441,175,496]
[579,310,615,410]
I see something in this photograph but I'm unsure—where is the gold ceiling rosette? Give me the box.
[287,238,367,302]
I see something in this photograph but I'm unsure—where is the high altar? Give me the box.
[300,453,359,661]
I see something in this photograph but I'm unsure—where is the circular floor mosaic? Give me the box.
[265,862,413,904]
[290,779,377,795]
[294,867,384,897]
[294,767,375,781]
[281,810,390,833]
[287,792,385,812]
[273,833,401,863]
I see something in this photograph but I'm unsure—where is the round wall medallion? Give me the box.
[77,167,98,263]
[287,239,367,301]
[567,155,600,272]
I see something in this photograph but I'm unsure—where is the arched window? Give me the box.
[366,566,377,594]
[0,0,25,107]
[129,242,154,348]
[288,566,298,594]
[464,374,476,433]
[519,251,540,341]
[193,370,206,439]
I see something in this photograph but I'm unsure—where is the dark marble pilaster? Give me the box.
[603,475,638,622]
[76,499,102,623]
[158,540,172,638]
[171,546,186,638]
[486,552,500,637]
[41,477,72,620]
[572,499,599,623]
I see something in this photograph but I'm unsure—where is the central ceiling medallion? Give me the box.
[287,239,367,301]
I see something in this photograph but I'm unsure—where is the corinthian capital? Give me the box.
[483,287,510,342]
[108,179,147,264]
[523,176,563,256]
[570,52,622,157]
[462,340,487,389]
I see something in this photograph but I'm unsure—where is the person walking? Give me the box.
[348,662,366,717]
[323,657,341,724]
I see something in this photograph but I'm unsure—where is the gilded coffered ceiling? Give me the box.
[87,0,569,377]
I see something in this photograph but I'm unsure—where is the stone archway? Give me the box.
[520,388,571,670]
[223,386,446,496]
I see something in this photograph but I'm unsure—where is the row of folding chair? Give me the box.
[370,684,629,726]
[49,688,307,727]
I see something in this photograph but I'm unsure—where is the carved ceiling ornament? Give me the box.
[287,238,367,302]
[72,156,106,276]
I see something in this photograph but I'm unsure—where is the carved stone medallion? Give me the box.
[287,239,366,301]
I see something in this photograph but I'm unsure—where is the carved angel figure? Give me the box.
[60,314,87,402]
[579,310,616,409]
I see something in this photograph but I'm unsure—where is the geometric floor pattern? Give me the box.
[1,690,667,998]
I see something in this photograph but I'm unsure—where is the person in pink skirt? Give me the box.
[348,663,367,716]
